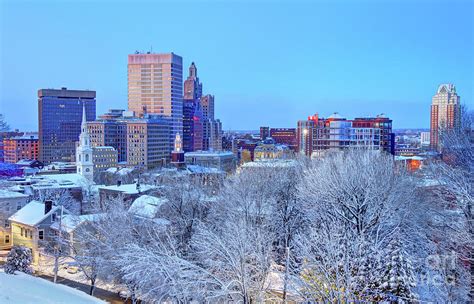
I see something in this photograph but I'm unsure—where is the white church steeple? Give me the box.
[76,102,93,181]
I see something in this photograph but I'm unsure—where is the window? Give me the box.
[52,213,57,222]
[21,228,24,237]
[29,230,33,239]
[17,204,22,210]
[4,220,9,228]
[38,230,44,240]
[5,235,9,244]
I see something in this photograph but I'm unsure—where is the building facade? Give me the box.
[128,52,183,150]
[430,84,461,151]
[297,113,393,157]
[183,62,204,152]
[269,128,297,151]
[38,88,96,164]
[88,110,170,169]
[3,134,39,163]
[92,147,118,172]
[184,151,236,173]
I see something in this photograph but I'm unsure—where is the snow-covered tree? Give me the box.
[5,246,33,274]
[378,237,417,303]
[295,150,417,302]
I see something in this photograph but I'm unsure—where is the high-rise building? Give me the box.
[183,62,202,100]
[127,52,183,150]
[2,134,39,163]
[88,110,170,169]
[183,62,204,152]
[76,105,94,181]
[38,88,96,164]
[430,84,461,151]
[297,113,393,157]
[201,94,215,121]
[126,117,171,169]
[88,110,129,163]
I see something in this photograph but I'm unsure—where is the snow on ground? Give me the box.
[0,270,105,304]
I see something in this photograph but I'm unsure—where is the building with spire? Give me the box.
[430,84,461,151]
[171,133,185,168]
[183,62,204,152]
[76,104,94,181]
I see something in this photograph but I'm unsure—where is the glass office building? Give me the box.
[38,88,96,163]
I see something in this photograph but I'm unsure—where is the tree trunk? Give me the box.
[89,278,95,296]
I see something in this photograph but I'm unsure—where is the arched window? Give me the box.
[79,155,81,162]
[78,168,81,173]
[85,154,89,162]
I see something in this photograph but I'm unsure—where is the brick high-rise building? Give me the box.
[430,84,461,151]
[3,134,39,163]
[128,52,183,150]
[38,88,96,163]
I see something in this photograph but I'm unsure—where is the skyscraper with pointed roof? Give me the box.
[430,84,461,151]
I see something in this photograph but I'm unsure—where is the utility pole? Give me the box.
[283,246,290,303]
[53,205,63,283]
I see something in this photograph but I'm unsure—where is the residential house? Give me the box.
[9,201,68,263]
[0,190,29,249]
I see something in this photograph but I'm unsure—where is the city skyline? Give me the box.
[1,1,473,131]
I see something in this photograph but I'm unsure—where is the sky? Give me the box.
[0,0,473,131]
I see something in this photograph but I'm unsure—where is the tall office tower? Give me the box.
[183,62,204,152]
[201,94,215,120]
[184,62,202,100]
[200,94,222,151]
[430,84,461,151]
[38,88,96,163]
[128,52,183,148]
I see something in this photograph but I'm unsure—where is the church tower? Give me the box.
[171,133,185,168]
[76,102,94,181]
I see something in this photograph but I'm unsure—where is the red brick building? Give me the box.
[3,134,39,163]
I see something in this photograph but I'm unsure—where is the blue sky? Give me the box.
[1,0,472,131]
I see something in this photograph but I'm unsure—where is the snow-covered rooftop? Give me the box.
[0,270,105,304]
[186,165,224,174]
[40,173,88,186]
[9,200,61,226]
[50,214,103,233]
[98,183,155,195]
[241,159,298,168]
[0,189,28,199]
[129,195,167,219]
[185,151,234,157]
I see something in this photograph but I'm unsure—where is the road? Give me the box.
[38,273,127,304]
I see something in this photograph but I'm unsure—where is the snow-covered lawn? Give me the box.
[0,270,105,304]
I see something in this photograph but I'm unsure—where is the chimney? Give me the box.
[117,180,122,187]
[44,200,53,214]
